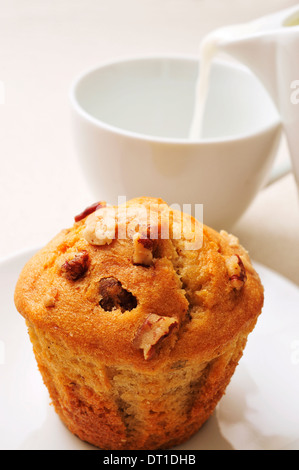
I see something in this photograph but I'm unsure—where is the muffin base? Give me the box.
[26,320,250,450]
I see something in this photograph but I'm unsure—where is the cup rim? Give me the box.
[69,53,281,145]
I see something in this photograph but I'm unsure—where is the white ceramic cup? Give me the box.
[69,55,281,230]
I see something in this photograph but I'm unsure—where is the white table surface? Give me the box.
[1,0,299,286]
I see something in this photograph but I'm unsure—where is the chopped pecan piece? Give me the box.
[43,287,58,308]
[220,230,240,249]
[132,232,154,266]
[225,254,247,291]
[74,201,106,222]
[133,314,178,360]
[61,251,90,281]
[99,277,137,313]
[83,207,116,246]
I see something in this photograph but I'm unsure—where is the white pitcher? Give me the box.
[205,5,299,190]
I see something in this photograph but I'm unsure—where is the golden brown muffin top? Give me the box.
[14,197,263,371]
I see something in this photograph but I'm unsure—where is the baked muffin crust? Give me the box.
[15,197,262,368]
[14,197,264,449]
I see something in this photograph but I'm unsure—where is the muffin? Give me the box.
[14,197,263,450]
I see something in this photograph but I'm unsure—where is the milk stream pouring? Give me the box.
[189,22,260,140]
[189,4,299,193]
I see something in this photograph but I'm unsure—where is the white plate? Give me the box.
[1,247,299,450]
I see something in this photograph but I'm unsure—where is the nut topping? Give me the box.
[99,277,137,313]
[133,314,178,360]
[61,251,90,281]
[83,207,116,246]
[43,287,58,308]
[74,201,106,223]
[132,232,154,266]
[225,254,247,290]
[220,230,240,249]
